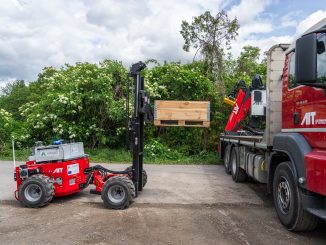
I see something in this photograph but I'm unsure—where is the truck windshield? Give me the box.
[317,33,326,85]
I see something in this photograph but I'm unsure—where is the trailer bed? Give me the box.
[220,134,267,149]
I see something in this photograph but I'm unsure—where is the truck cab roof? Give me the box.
[286,17,326,54]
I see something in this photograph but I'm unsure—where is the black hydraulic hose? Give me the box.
[245,126,264,136]
[86,165,131,174]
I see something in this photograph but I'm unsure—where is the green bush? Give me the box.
[0,45,266,163]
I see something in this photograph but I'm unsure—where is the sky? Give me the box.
[0,0,325,87]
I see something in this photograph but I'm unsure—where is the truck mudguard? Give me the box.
[271,133,312,188]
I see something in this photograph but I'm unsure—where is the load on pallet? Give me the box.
[154,100,210,127]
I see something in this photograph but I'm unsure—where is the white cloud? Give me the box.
[226,0,275,57]
[0,0,224,82]
[0,0,325,85]
[296,10,326,35]
[227,3,326,58]
[228,0,272,24]
[280,11,302,28]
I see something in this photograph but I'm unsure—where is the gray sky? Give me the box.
[0,0,325,87]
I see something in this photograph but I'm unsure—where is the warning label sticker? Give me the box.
[67,163,79,175]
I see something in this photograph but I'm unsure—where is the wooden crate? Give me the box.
[154,100,210,128]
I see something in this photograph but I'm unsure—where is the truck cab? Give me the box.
[271,18,326,224]
[219,18,326,231]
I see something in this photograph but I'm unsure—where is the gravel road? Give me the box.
[0,161,325,244]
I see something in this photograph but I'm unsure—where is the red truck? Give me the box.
[219,18,326,231]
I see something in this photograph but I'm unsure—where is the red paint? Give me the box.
[282,52,326,149]
[15,156,132,199]
[15,157,90,197]
[305,149,326,195]
[282,52,326,195]
[225,88,251,132]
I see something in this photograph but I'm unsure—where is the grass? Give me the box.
[0,147,220,165]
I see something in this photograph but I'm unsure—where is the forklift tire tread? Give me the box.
[125,166,148,188]
[142,169,148,188]
[19,174,54,208]
[101,176,135,209]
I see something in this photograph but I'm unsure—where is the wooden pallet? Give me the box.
[154,100,210,128]
[154,120,210,127]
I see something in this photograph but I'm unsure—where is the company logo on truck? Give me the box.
[233,103,239,115]
[301,112,316,126]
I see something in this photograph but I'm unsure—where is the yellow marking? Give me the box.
[223,97,236,107]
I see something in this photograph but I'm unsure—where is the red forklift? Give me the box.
[14,61,152,209]
[219,18,326,231]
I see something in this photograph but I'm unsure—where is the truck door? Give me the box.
[292,33,326,149]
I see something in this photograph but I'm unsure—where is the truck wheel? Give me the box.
[19,174,54,208]
[101,176,135,209]
[224,144,232,174]
[230,147,247,182]
[273,162,318,231]
[125,166,148,187]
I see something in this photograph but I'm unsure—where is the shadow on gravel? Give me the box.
[246,178,326,237]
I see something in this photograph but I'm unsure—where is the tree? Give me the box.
[180,10,239,82]
[0,80,30,120]
[19,60,129,148]
[223,45,267,88]
[0,109,14,153]
[145,61,222,150]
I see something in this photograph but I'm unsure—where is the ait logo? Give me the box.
[233,103,239,115]
[53,168,63,174]
[301,111,316,126]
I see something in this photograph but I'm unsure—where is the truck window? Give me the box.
[288,52,296,88]
[317,33,326,84]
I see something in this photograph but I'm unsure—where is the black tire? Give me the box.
[19,174,54,208]
[125,166,147,188]
[142,169,148,188]
[224,144,232,174]
[230,147,247,182]
[101,176,135,209]
[273,162,318,231]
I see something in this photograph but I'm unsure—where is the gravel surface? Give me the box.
[0,161,325,244]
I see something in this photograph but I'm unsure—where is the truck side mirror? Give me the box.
[295,33,317,83]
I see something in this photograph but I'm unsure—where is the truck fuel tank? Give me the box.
[245,152,267,183]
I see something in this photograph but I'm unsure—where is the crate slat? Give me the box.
[154,120,210,128]
[155,100,209,109]
[154,100,210,128]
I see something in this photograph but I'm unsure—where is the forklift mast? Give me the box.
[129,61,153,196]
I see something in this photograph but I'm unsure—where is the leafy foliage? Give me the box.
[0,80,30,120]
[0,109,14,151]
[0,45,267,160]
[17,60,128,148]
[180,11,239,81]
[145,61,222,151]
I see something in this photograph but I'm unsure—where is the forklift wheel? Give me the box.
[19,174,54,208]
[125,167,148,188]
[142,169,148,188]
[101,176,135,209]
